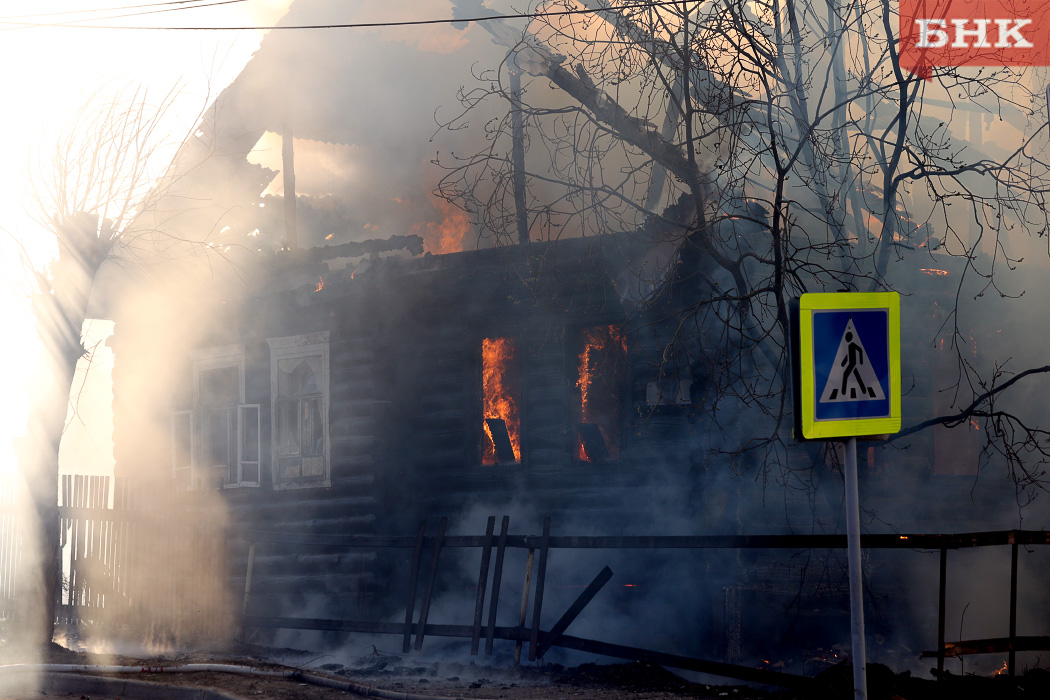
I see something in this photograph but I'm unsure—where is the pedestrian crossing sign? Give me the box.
[797,292,901,439]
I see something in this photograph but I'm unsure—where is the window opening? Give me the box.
[200,365,239,483]
[184,345,256,489]
[276,356,325,478]
[238,404,261,485]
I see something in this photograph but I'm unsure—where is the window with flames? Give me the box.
[481,337,522,465]
[574,325,627,463]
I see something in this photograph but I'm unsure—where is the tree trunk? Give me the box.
[15,212,103,647]
[16,332,80,647]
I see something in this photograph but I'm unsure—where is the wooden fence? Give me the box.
[1,476,1045,685]
[0,473,230,643]
[239,518,1050,686]
[0,475,19,617]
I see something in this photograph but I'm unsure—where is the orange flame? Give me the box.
[482,337,521,464]
[920,268,949,276]
[576,325,627,461]
[314,277,325,292]
[993,659,1008,676]
[412,196,471,254]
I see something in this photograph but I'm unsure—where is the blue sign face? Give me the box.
[812,309,891,422]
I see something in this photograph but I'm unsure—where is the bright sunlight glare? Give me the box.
[0,0,294,475]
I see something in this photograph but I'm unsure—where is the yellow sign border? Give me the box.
[799,292,901,439]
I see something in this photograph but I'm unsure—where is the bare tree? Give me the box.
[16,85,212,646]
[437,1,1050,498]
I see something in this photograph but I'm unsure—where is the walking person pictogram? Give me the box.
[818,317,886,404]
[830,331,877,400]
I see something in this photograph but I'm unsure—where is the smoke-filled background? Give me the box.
[0,0,294,681]
[5,0,1050,688]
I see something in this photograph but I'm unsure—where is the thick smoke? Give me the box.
[27,0,1050,684]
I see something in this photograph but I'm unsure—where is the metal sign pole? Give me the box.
[844,436,868,700]
[796,292,898,700]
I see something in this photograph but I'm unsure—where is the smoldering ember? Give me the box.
[7,0,1050,699]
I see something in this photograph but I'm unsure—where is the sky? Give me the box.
[0,0,295,475]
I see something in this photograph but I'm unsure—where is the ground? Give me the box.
[0,638,1047,700]
[0,639,775,700]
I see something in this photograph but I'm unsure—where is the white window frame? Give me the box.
[237,403,262,487]
[188,344,260,489]
[267,332,331,490]
[171,410,194,485]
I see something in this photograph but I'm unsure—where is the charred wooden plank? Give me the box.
[485,419,517,464]
[515,548,535,666]
[536,565,613,659]
[471,516,496,655]
[402,522,426,653]
[414,517,447,651]
[576,424,610,462]
[240,617,810,689]
[528,517,552,661]
[551,631,811,689]
[485,516,510,654]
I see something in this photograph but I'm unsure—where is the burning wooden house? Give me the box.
[110,230,709,617]
[96,0,1050,674]
[104,224,1038,670]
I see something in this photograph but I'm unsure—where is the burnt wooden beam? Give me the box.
[240,616,810,689]
[485,516,511,654]
[528,517,552,661]
[921,636,1050,658]
[576,424,610,462]
[402,521,426,653]
[552,631,811,689]
[536,565,613,659]
[414,517,447,651]
[514,548,535,665]
[470,516,496,655]
[573,0,755,132]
